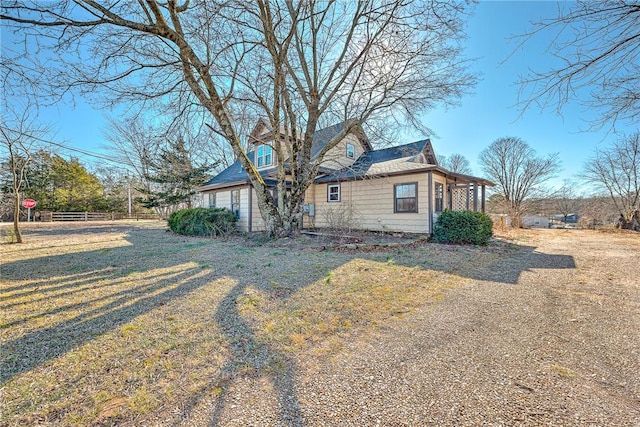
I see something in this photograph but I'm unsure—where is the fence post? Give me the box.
[85,212,88,221]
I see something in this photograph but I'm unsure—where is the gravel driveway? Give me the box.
[207,229,640,426]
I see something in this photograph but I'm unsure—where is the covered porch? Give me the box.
[429,170,493,233]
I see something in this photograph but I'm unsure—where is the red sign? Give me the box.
[22,199,37,209]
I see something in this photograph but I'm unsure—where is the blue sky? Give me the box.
[3,1,635,192]
[419,0,635,190]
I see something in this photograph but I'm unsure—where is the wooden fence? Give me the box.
[39,211,161,222]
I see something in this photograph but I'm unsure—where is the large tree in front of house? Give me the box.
[2,1,475,236]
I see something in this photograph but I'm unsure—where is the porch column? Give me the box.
[465,184,470,210]
[481,185,486,213]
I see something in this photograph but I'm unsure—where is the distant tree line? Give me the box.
[0,143,212,221]
[481,133,639,230]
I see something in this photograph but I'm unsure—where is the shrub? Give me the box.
[431,209,493,245]
[168,207,237,237]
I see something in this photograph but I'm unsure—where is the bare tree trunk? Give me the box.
[12,193,22,243]
[1,105,49,243]
[2,1,475,238]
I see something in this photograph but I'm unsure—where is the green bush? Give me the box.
[168,207,237,237]
[431,210,493,245]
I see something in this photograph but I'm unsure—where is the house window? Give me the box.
[208,193,216,208]
[231,189,240,217]
[435,183,443,213]
[346,143,355,159]
[327,183,341,202]
[394,183,418,213]
[256,144,273,168]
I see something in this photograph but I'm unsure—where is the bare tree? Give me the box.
[2,1,475,236]
[438,153,473,174]
[551,179,580,224]
[518,2,640,129]
[583,132,640,227]
[577,194,619,229]
[0,106,49,243]
[103,116,161,194]
[479,137,560,227]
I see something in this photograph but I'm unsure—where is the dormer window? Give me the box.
[346,143,355,159]
[256,144,273,168]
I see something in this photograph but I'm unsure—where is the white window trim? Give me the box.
[327,183,341,202]
[346,143,355,159]
[255,144,273,168]
[435,182,444,213]
[231,189,241,217]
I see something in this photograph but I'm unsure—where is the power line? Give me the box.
[0,124,130,166]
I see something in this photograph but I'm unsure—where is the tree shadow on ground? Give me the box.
[412,240,576,285]
[0,225,323,426]
[0,228,208,384]
[0,226,577,426]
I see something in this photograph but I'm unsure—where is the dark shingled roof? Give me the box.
[314,140,429,183]
[201,121,357,188]
[200,149,271,188]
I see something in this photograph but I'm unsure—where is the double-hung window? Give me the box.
[435,183,444,213]
[208,193,216,208]
[231,189,240,217]
[327,183,341,202]
[346,143,355,159]
[256,144,273,168]
[394,183,418,213]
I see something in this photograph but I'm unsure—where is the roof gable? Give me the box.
[314,139,430,183]
[422,139,438,165]
[201,120,368,189]
[248,118,273,145]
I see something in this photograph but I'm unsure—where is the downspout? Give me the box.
[248,185,253,232]
[427,171,433,233]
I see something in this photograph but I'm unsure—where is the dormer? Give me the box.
[248,118,278,169]
[248,118,273,145]
[315,121,372,170]
[246,118,371,171]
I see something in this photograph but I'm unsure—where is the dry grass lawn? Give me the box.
[1,222,638,426]
[0,221,502,426]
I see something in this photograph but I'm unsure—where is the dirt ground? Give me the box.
[196,228,640,426]
[1,223,639,426]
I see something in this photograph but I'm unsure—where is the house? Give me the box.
[198,119,494,234]
[522,215,550,229]
[550,213,579,224]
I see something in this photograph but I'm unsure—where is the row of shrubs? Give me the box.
[168,207,237,237]
[168,207,492,245]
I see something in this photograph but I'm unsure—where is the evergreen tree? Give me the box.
[139,138,214,218]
